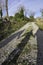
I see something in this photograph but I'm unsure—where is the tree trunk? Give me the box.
[6,0,8,17]
[0,7,3,19]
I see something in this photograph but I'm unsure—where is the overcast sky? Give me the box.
[3,0,43,17]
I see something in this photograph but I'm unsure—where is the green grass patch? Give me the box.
[36,21,43,30]
[0,20,29,41]
[23,26,32,36]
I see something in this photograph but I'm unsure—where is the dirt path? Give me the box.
[0,22,39,65]
[0,22,31,65]
[32,22,39,35]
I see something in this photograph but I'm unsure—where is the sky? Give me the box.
[3,0,43,17]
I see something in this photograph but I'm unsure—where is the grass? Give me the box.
[36,21,43,30]
[23,26,32,36]
[11,21,28,32]
[0,20,28,41]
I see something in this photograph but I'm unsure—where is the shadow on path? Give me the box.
[2,30,32,65]
[0,30,24,48]
[36,29,43,65]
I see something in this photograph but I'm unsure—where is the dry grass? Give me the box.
[36,21,43,30]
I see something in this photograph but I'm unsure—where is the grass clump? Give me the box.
[36,21,43,30]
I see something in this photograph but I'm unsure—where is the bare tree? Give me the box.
[0,0,3,19]
[40,9,43,18]
[0,0,6,17]
[6,0,8,17]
